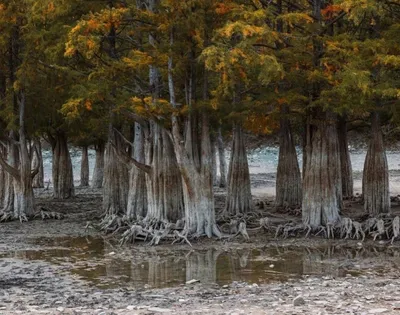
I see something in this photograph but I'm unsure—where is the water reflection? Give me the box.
[1,237,399,289]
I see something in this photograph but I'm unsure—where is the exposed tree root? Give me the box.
[0,211,28,223]
[34,208,64,220]
[272,215,400,243]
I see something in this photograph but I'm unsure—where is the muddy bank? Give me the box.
[2,182,400,314]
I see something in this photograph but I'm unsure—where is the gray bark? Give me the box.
[211,138,218,186]
[103,127,129,216]
[217,128,227,188]
[51,133,75,199]
[127,123,147,220]
[275,106,302,208]
[0,92,35,218]
[1,137,17,214]
[92,142,105,189]
[145,123,184,222]
[32,139,44,188]
[168,45,219,237]
[224,125,252,216]
[80,146,89,187]
[362,111,390,215]
[338,116,353,199]
[302,113,342,227]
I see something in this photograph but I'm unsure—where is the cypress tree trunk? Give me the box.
[167,47,220,236]
[173,114,220,237]
[92,141,105,189]
[145,123,184,222]
[103,127,129,216]
[32,139,44,188]
[185,113,201,170]
[80,146,89,187]
[224,125,252,216]
[302,113,342,227]
[362,111,390,215]
[338,116,353,199]
[127,123,147,220]
[211,138,218,187]
[275,106,302,208]
[0,92,35,219]
[51,133,74,199]
[0,164,5,208]
[1,138,17,215]
[217,128,227,188]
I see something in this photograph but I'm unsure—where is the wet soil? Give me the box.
[2,181,400,314]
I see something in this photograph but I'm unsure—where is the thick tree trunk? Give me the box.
[362,111,390,215]
[174,115,220,237]
[1,141,16,214]
[92,142,105,189]
[51,133,74,199]
[145,123,184,222]
[32,139,44,188]
[302,113,342,227]
[127,123,147,220]
[217,128,227,188]
[275,107,302,208]
[211,138,218,186]
[338,116,353,199]
[103,128,129,216]
[0,93,35,219]
[185,113,201,170]
[0,164,5,208]
[80,146,89,187]
[224,125,252,216]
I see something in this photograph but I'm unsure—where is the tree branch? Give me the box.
[31,144,41,179]
[0,153,20,181]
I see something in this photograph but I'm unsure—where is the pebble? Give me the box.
[186,279,200,285]
[148,307,171,313]
[368,309,388,314]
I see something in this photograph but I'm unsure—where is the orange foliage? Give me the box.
[84,99,92,111]
[215,3,232,15]
[321,5,342,20]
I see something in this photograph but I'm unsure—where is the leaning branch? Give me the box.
[0,153,20,181]
[110,137,152,174]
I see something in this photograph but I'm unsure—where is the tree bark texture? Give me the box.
[0,164,5,208]
[145,123,184,222]
[92,142,105,189]
[1,141,16,214]
[80,146,89,187]
[302,114,342,227]
[51,133,74,199]
[337,116,353,199]
[174,114,220,237]
[217,128,227,188]
[127,123,147,220]
[362,111,390,215]
[0,93,36,218]
[32,139,44,188]
[103,128,129,216]
[211,138,218,187]
[224,125,252,216]
[275,107,302,208]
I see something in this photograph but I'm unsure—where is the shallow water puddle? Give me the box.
[1,236,399,289]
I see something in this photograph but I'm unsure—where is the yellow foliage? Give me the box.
[86,39,96,50]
